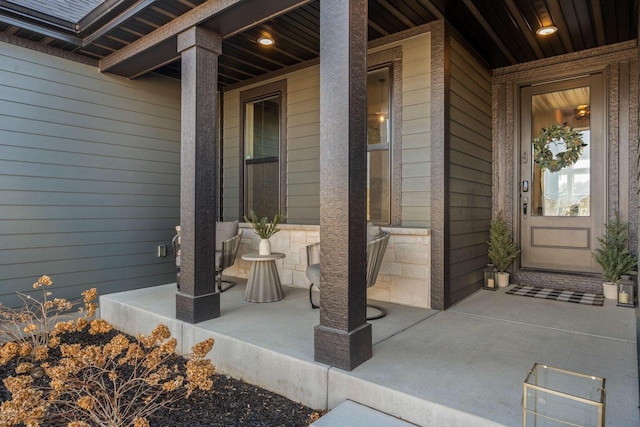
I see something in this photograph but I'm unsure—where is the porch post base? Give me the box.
[176,291,220,323]
[314,323,372,371]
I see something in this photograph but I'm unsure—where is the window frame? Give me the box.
[239,79,287,220]
[368,47,402,226]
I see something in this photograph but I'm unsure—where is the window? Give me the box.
[367,67,391,224]
[240,81,286,219]
[367,47,401,226]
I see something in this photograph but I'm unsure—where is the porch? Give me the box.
[100,281,639,427]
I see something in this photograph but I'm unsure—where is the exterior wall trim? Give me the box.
[494,40,637,81]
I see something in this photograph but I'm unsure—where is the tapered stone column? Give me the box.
[175,27,221,323]
[314,0,372,371]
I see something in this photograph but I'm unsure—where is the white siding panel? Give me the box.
[288,171,320,184]
[288,183,320,196]
[288,122,320,139]
[0,41,181,304]
[288,110,320,128]
[403,103,430,121]
[404,87,430,106]
[402,147,430,164]
[399,34,431,227]
[403,162,430,178]
[402,133,430,149]
[288,146,320,162]
[288,134,320,150]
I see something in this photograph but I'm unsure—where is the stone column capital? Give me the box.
[177,26,222,55]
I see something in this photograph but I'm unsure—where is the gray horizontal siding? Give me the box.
[0,41,181,306]
[447,37,492,306]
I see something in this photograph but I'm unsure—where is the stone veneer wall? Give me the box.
[224,224,431,309]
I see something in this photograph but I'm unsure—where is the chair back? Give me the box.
[306,242,320,266]
[366,231,390,288]
[172,222,242,271]
[172,225,181,268]
[220,227,243,270]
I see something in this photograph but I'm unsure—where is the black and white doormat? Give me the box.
[506,285,604,306]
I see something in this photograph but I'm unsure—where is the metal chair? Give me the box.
[172,225,181,290]
[172,222,243,293]
[215,226,243,292]
[306,231,390,320]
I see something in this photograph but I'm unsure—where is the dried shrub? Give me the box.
[0,275,98,362]
[0,277,215,427]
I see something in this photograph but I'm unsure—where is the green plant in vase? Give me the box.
[592,212,637,300]
[487,211,520,287]
[244,210,286,255]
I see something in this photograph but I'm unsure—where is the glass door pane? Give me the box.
[531,87,591,217]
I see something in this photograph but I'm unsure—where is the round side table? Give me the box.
[241,252,286,302]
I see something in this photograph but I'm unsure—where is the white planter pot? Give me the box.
[602,282,618,300]
[259,238,271,256]
[497,272,510,288]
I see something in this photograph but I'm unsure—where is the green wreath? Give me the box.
[533,123,587,172]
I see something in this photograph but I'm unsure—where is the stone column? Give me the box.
[175,27,221,323]
[314,0,372,371]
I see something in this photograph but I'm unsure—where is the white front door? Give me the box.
[519,74,605,273]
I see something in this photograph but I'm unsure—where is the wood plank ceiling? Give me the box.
[0,0,637,87]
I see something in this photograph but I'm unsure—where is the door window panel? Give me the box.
[531,87,591,217]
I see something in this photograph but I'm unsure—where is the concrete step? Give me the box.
[311,400,416,427]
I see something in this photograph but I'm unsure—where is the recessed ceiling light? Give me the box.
[536,26,557,36]
[258,36,274,46]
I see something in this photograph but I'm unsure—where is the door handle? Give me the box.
[523,197,528,219]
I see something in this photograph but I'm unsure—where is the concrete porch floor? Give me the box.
[100,280,639,426]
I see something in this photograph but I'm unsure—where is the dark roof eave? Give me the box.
[0,0,75,30]
[100,0,313,78]
[0,13,80,45]
[76,0,127,33]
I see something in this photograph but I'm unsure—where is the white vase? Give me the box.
[259,238,271,256]
[602,282,617,300]
[497,272,510,288]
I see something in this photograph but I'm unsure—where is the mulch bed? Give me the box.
[0,329,321,426]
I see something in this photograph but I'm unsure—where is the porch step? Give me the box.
[311,400,416,427]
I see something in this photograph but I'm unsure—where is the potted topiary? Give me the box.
[243,210,286,256]
[487,211,520,287]
[592,213,637,300]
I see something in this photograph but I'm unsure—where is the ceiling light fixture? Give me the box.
[574,104,590,120]
[257,36,274,46]
[536,25,557,36]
